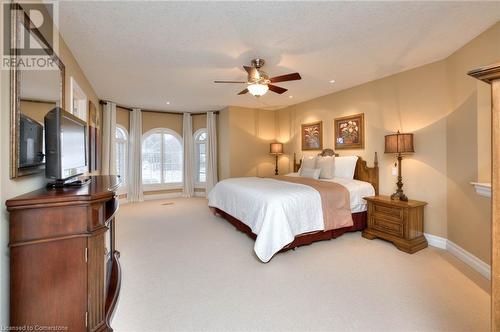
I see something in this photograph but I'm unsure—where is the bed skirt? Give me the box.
[213,208,367,253]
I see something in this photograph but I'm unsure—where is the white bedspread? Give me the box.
[207,176,375,262]
[208,177,324,262]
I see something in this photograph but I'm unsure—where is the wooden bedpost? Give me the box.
[374,152,379,168]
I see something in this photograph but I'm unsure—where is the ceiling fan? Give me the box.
[214,58,301,97]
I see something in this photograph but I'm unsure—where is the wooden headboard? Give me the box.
[293,149,379,195]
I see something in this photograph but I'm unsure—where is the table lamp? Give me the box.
[385,131,414,201]
[270,143,284,175]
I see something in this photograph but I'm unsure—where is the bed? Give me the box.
[208,149,379,262]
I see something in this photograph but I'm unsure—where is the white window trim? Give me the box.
[470,182,491,198]
[70,77,88,121]
[116,125,128,194]
[193,128,207,188]
[142,128,183,190]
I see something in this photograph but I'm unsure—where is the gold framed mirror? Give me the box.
[9,4,65,178]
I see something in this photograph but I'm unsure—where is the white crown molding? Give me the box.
[470,182,492,198]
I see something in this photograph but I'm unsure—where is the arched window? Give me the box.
[194,128,207,184]
[142,128,183,187]
[115,125,128,185]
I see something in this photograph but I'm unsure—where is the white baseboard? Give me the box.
[446,240,491,280]
[424,233,447,249]
[424,233,491,280]
[122,192,204,203]
[143,192,183,201]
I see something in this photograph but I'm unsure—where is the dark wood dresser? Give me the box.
[6,176,122,331]
[362,195,428,253]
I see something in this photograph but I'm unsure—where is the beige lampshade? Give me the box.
[385,131,414,154]
[270,142,284,155]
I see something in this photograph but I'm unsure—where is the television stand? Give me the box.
[46,175,91,188]
[6,176,122,331]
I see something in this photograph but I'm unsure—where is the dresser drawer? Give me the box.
[371,216,404,237]
[372,203,403,221]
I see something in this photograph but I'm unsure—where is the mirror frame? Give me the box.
[9,4,66,178]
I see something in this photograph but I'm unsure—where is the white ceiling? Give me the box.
[58,1,500,112]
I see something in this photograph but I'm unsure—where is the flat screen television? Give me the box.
[19,114,44,169]
[45,107,88,185]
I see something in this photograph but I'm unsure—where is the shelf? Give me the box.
[471,182,491,198]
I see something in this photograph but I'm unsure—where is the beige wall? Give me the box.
[218,106,277,179]
[193,114,207,132]
[0,5,98,326]
[20,100,56,124]
[60,37,99,111]
[275,22,499,263]
[277,60,451,239]
[116,107,130,131]
[445,22,499,263]
[142,112,182,135]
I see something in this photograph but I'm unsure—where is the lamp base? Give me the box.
[391,154,408,201]
[274,154,279,176]
[391,190,408,202]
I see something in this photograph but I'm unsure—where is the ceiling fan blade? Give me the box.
[214,80,247,83]
[238,88,249,95]
[243,66,259,80]
[268,84,288,94]
[270,72,302,83]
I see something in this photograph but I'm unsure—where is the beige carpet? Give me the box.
[112,197,490,332]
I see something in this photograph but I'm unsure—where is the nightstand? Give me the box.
[362,195,428,253]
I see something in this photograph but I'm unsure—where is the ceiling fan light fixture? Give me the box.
[248,83,269,97]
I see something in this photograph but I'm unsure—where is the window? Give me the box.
[194,129,207,184]
[142,128,183,187]
[115,125,128,185]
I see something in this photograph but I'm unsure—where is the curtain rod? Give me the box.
[99,100,219,115]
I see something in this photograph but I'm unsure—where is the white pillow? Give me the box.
[317,156,335,179]
[334,156,358,179]
[299,167,321,180]
[300,156,317,170]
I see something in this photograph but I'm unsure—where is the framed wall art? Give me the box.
[301,121,323,150]
[334,113,364,149]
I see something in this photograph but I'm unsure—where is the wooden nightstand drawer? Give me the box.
[371,216,404,237]
[363,195,428,254]
[372,204,403,221]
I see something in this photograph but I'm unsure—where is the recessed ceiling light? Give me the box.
[289,95,293,98]
[329,79,336,84]
[166,101,171,105]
